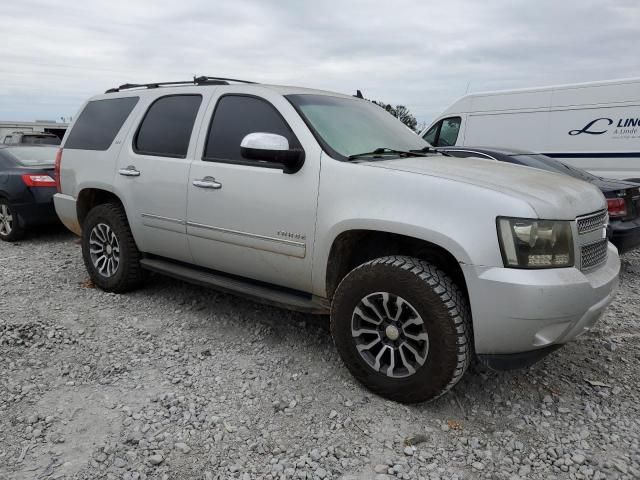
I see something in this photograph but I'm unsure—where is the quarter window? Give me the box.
[65,97,139,151]
[204,95,300,164]
[134,95,202,158]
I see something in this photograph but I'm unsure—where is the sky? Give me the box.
[1,0,639,127]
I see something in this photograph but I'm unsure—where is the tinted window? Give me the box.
[204,95,300,162]
[4,146,57,166]
[135,95,202,158]
[422,124,438,145]
[437,117,461,146]
[20,135,60,145]
[66,97,139,150]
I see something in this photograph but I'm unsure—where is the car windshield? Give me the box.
[287,94,427,159]
[4,146,57,166]
[510,154,598,182]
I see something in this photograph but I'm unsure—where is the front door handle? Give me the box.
[118,166,140,177]
[193,176,222,189]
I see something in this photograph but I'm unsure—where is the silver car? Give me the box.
[53,77,620,402]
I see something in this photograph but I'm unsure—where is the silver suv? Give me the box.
[54,77,620,403]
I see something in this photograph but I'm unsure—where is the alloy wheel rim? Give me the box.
[89,223,120,278]
[0,204,13,236]
[351,292,429,378]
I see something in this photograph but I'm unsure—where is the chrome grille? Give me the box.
[577,209,607,234]
[576,209,608,271]
[580,240,608,270]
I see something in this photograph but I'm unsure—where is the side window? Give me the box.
[134,95,202,158]
[436,117,461,146]
[422,123,439,146]
[65,97,139,150]
[3,136,12,144]
[204,95,301,164]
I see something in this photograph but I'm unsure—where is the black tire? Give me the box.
[0,198,25,242]
[331,255,472,403]
[81,203,145,293]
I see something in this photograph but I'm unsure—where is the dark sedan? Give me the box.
[0,145,60,241]
[438,146,640,253]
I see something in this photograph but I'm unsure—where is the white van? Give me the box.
[421,78,640,181]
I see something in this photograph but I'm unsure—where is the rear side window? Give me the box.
[134,95,202,158]
[65,97,139,150]
[204,95,300,163]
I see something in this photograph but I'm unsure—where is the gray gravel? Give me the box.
[1,228,639,480]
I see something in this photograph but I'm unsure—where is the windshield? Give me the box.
[287,94,427,159]
[510,154,598,181]
[4,146,57,166]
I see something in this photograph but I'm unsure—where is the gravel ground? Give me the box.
[1,227,639,480]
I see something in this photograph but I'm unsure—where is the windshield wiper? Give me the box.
[348,147,432,161]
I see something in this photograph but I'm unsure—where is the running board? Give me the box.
[140,258,329,314]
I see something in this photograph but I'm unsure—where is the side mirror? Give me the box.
[240,133,305,174]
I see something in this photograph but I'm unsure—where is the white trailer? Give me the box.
[421,78,640,181]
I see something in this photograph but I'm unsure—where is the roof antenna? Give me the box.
[355,89,364,99]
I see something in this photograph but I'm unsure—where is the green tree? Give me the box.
[369,100,418,131]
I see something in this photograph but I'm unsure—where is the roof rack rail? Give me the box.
[105,76,257,93]
[194,76,257,85]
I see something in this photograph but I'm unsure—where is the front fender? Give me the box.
[311,219,473,298]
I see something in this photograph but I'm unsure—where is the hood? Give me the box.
[591,176,640,194]
[362,155,605,220]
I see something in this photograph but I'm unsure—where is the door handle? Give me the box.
[193,176,222,189]
[118,166,140,177]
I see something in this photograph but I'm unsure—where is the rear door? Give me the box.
[114,90,210,263]
[186,89,322,291]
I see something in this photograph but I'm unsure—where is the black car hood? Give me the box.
[591,176,640,194]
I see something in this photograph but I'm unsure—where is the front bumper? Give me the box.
[462,243,620,357]
[609,218,640,254]
[477,344,563,371]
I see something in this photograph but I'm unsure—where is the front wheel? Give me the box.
[331,256,472,403]
[81,203,145,293]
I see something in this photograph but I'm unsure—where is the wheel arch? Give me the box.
[76,187,124,227]
[324,228,469,302]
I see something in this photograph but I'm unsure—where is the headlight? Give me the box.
[497,217,574,268]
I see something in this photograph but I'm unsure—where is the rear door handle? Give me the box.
[118,166,140,177]
[193,176,222,189]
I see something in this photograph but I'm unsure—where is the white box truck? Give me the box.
[420,78,640,181]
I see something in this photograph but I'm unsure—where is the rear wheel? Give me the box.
[81,203,145,292]
[0,199,24,242]
[331,255,472,403]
